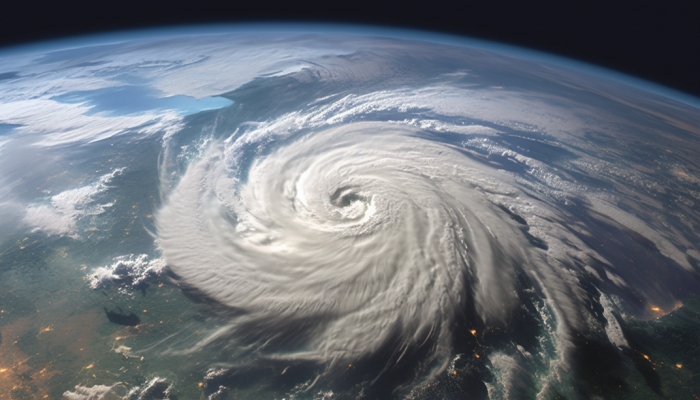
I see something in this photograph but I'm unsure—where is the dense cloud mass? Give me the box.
[152,51,700,395]
[159,122,529,367]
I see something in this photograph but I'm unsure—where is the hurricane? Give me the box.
[159,121,527,361]
[148,67,700,396]
[153,91,632,395]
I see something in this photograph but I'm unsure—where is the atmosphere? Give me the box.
[1,2,698,99]
[0,25,699,400]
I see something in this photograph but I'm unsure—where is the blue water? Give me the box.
[0,71,19,81]
[51,85,233,116]
[0,123,19,136]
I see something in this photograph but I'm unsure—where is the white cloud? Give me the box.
[88,254,165,293]
[62,383,128,399]
[0,99,182,146]
[24,168,124,237]
[599,293,630,349]
[0,34,365,146]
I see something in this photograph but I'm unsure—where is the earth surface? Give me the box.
[0,25,699,400]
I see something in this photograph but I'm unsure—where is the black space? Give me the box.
[1,0,699,99]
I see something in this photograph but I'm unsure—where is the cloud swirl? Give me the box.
[156,120,572,377]
[154,80,700,396]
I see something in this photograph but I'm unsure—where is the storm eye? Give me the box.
[329,186,364,207]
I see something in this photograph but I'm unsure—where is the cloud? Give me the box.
[24,168,123,237]
[0,99,182,146]
[62,383,128,399]
[88,254,165,294]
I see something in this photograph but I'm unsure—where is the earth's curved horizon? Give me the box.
[0,24,699,400]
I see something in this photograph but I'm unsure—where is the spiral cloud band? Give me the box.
[155,76,700,396]
[156,120,567,371]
